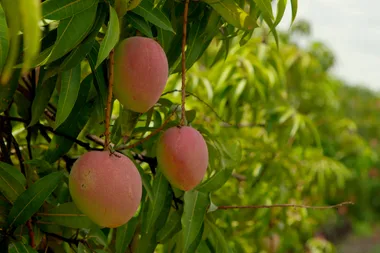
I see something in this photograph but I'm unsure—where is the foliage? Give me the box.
[0,0,378,252]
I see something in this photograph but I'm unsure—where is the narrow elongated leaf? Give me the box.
[37,202,94,229]
[253,0,274,20]
[145,171,170,233]
[7,171,64,228]
[290,0,298,25]
[88,228,108,247]
[0,69,20,112]
[132,0,174,32]
[119,108,141,142]
[203,0,257,30]
[19,0,42,74]
[274,0,287,26]
[44,75,94,163]
[8,241,38,253]
[0,163,26,204]
[42,0,98,20]
[196,168,233,193]
[0,162,26,186]
[205,217,231,253]
[0,3,8,72]
[46,4,97,64]
[55,64,81,128]
[125,12,153,38]
[157,208,182,243]
[115,217,138,253]
[182,190,209,253]
[96,6,120,68]
[29,75,57,126]
[0,0,20,84]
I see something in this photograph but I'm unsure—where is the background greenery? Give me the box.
[0,0,379,252]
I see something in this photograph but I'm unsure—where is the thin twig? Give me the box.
[26,219,35,248]
[105,49,115,151]
[217,201,354,210]
[180,0,190,126]
[11,135,25,176]
[116,107,178,151]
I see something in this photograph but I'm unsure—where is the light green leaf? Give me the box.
[96,5,120,68]
[132,0,174,32]
[42,0,98,20]
[182,190,209,253]
[36,202,95,229]
[78,242,91,253]
[0,3,8,72]
[125,12,153,38]
[55,64,81,129]
[205,217,231,253]
[290,0,298,25]
[253,0,274,20]
[7,171,64,228]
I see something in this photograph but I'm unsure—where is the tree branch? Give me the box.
[26,219,35,248]
[217,201,354,210]
[105,49,115,151]
[180,0,190,126]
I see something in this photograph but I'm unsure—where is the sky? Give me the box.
[278,0,380,91]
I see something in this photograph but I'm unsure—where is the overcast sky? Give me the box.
[278,0,380,91]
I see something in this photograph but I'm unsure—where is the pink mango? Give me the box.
[156,126,209,191]
[113,36,169,113]
[69,151,142,228]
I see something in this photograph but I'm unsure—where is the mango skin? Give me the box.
[113,37,169,113]
[156,126,209,191]
[69,151,142,228]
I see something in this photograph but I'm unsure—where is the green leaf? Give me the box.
[157,208,182,243]
[132,0,174,32]
[290,0,298,25]
[78,242,91,253]
[37,202,95,229]
[182,190,209,253]
[119,107,140,142]
[29,75,57,126]
[0,69,20,113]
[205,217,231,253]
[0,163,26,204]
[7,171,64,228]
[8,241,38,253]
[145,171,170,233]
[55,64,81,129]
[19,0,42,75]
[44,75,94,163]
[88,228,108,247]
[253,0,274,20]
[203,0,257,30]
[133,162,154,201]
[42,0,98,20]
[274,0,287,27]
[96,6,120,68]
[115,217,138,253]
[0,3,8,72]
[0,0,21,84]
[0,162,26,186]
[45,4,97,64]
[125,12,153,38]
[196,169,233,193]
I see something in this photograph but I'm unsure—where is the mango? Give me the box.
[113,36,168,113]
[156,126,209,191]
[69,151,142,228]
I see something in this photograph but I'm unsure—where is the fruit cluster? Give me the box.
[69,37,209,228]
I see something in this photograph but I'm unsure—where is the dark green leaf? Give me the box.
[37,202,95,229]
[0,163,26,204]
[119,108,141,142]
[29,75,57,126]
[125,12,153,38]
[132,0,174,32]
[115,217,138,253]
[7,171,64,228]
[88,228,108,247]
[157,208,182,243]
[182,190,209,253]
[55,64,81,129]
[0,69,20,113]
[96,6,120,68]
[205,217,231,253]
[78,242,91,253]
[8,241,38,253]
[290,0,298,25]
[45,4,97,64]
[274,0,287,26]
[42,0,98,20]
